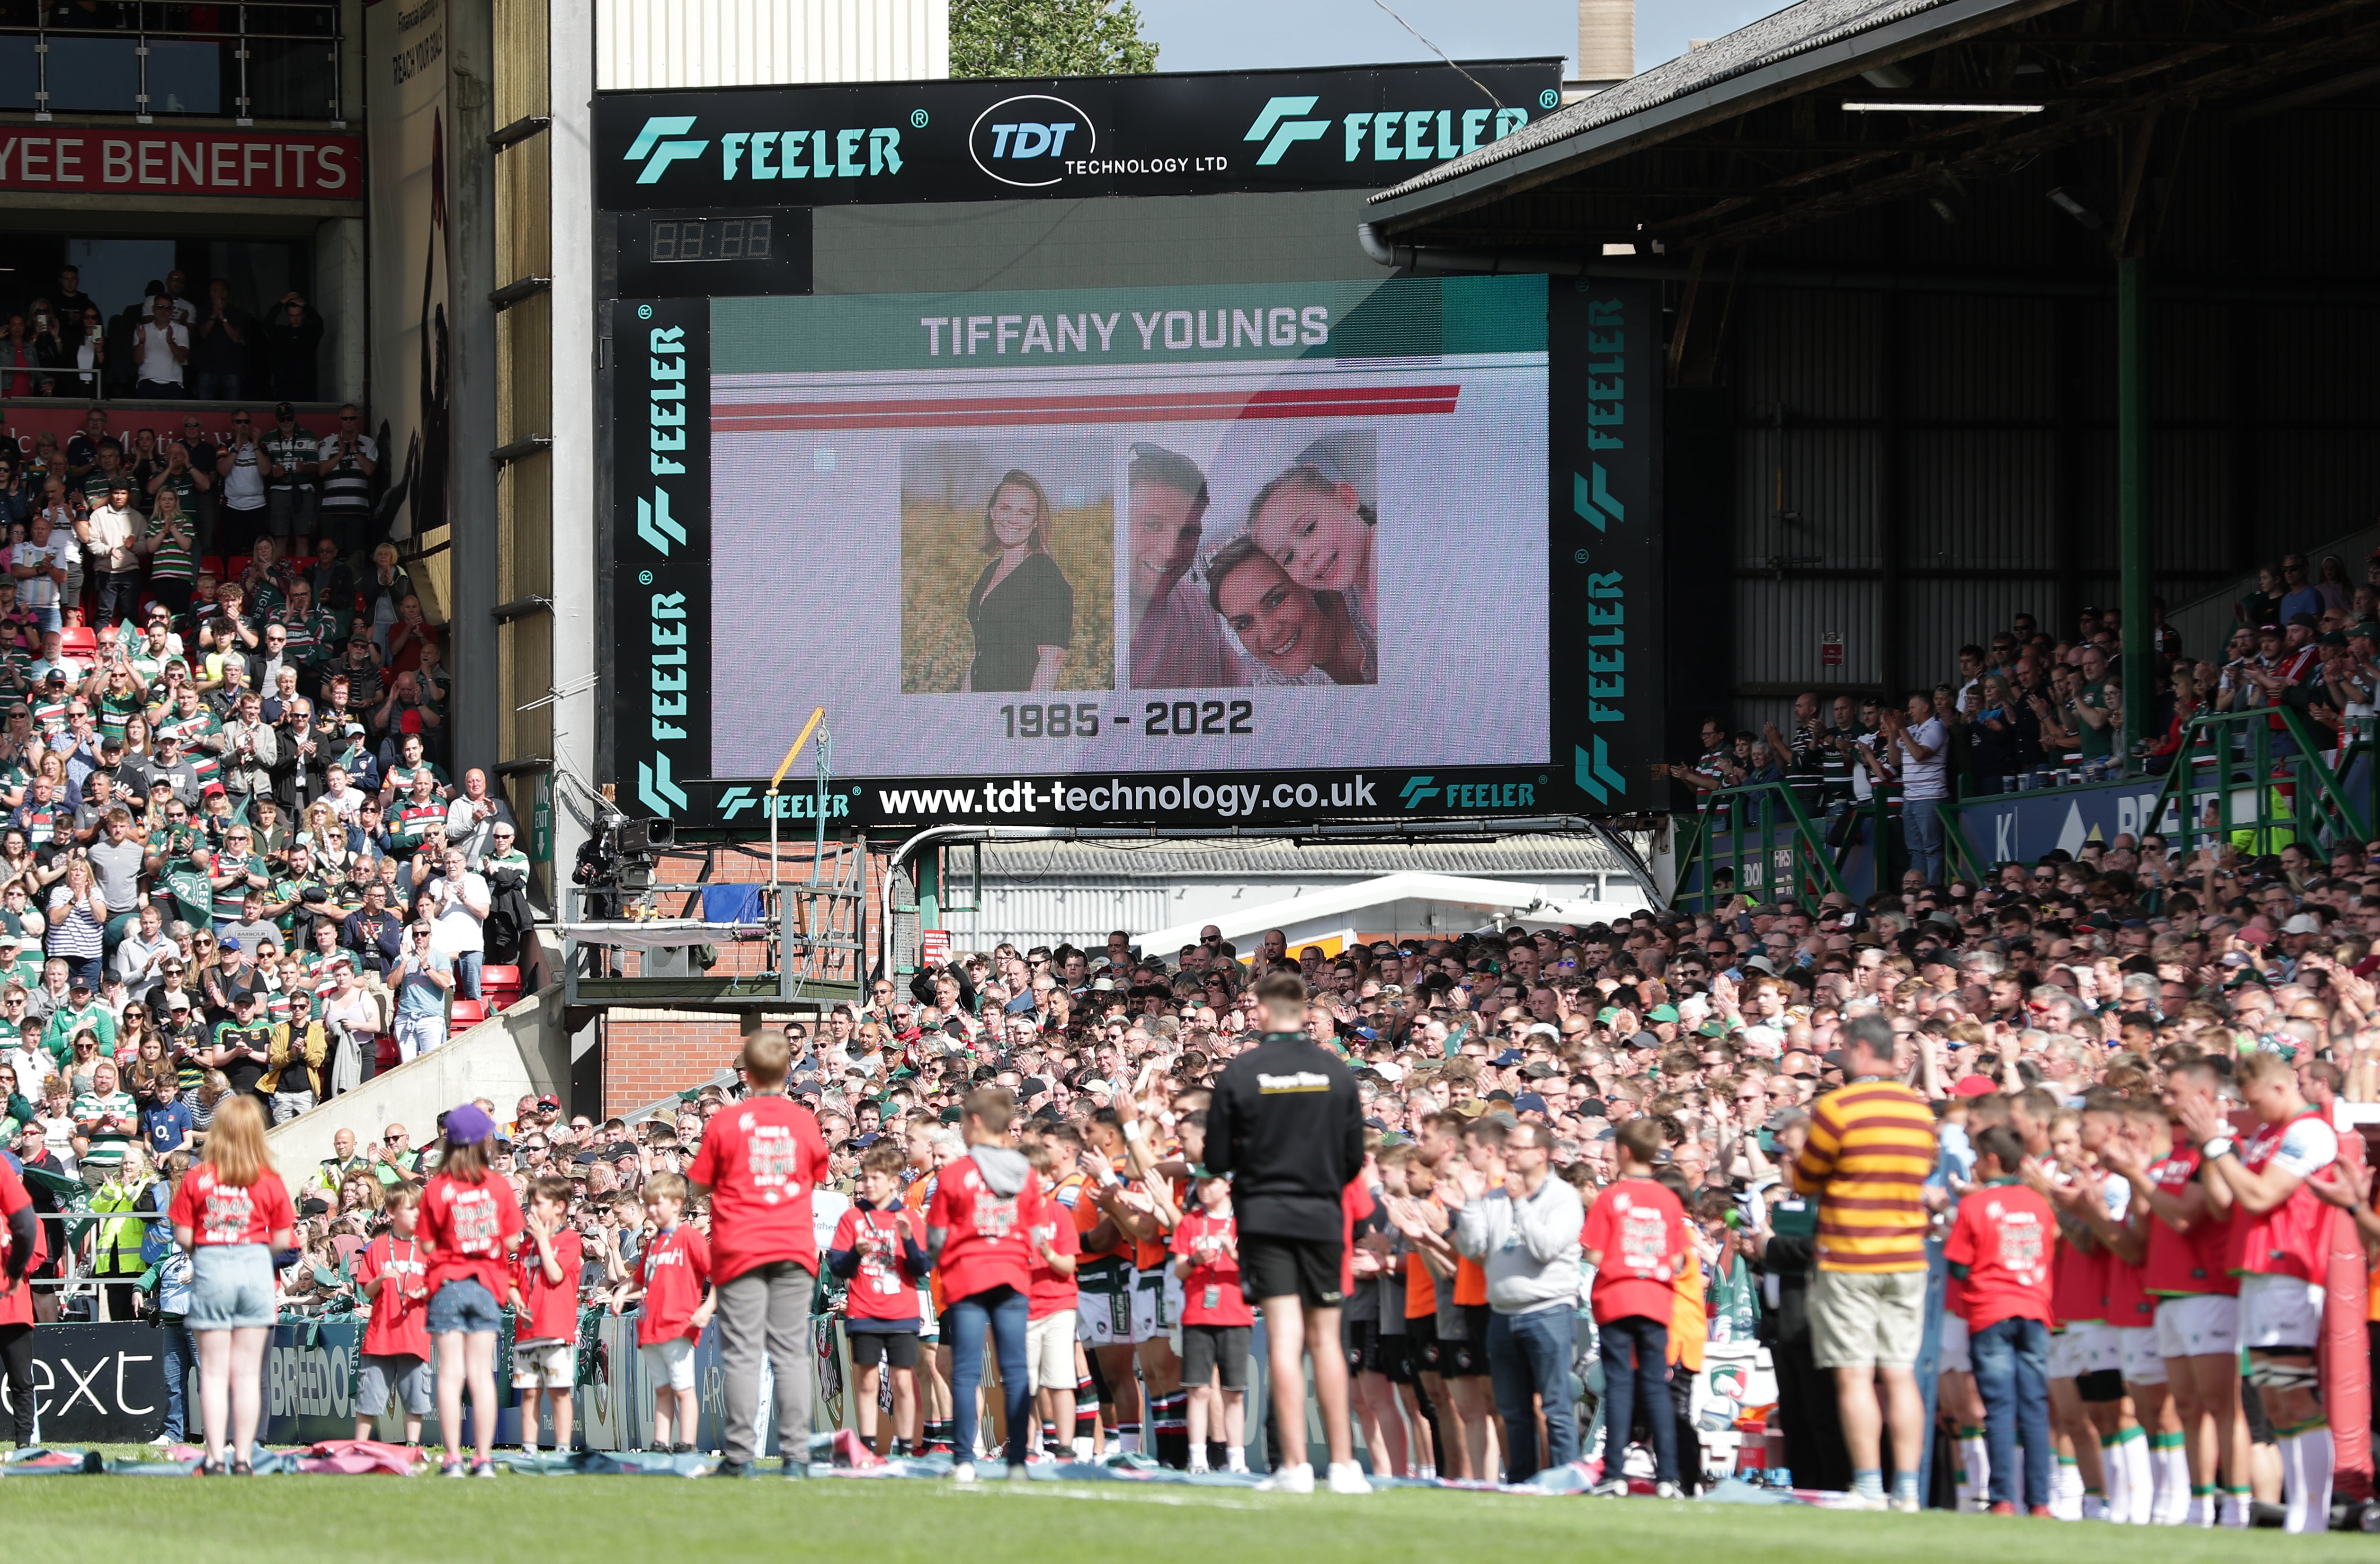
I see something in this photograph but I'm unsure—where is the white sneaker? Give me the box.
[1256,1463,1315,1493]
[148,1434,175,1448]
[1327,1462,1373,1495]
[1890,1495,1920,1514]
[1657,1481,1688,1501]
[950,1461,976,1483]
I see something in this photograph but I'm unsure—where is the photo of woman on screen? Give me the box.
[1204,534,1374,687]
[962,468,1075,693]
[1244,434,1378,648]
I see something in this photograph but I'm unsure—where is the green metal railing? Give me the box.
[2149,706,2378,860]
[1667,779,1846,912]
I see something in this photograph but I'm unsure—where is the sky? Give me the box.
[1131,0,1793,80]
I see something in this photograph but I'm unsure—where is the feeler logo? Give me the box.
[624,116,709,184]
[1246,96,1330,165]
[1400,775,1440,809]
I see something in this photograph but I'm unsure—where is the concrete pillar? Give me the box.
[549,0,598,894]
[446,0,501,777]
[312,215,366,404]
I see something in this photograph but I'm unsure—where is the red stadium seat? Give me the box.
[480,964,521,995]
[199,556,223,580]
[448,999,488,1027]
[225,554,250,582]
[60,626,95,659]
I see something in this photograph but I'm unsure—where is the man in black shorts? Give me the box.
[1207,971,1369,1494]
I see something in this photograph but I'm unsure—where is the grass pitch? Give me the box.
[3,1474,2377,1564]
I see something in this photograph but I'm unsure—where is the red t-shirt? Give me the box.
[831,1203,925,1323]
[169,1163,296,1246]
[1340,1179,1376,1299]
[513,1226,584,1344]
[1171,1209,1253,1326]
[686,1094,831,1285]
[637,1223,712,1346]
[2141,1149,2237,1297]
[355,1233,432,1358]
[928,1153,1045,1303]
[0,1161,40,1329]
[1027,1195,1080,1319]
[418,1172,524,1298]
[1944,1181,2054,1333]
[1580,1176,1685,1326]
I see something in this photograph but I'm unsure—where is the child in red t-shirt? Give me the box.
[508,1176,585,1459]
[352,1185,430,1448]
[1945,1124,2057,1515]
[826,1145,930,1456]
[1579,1119,1686,1495]
[1021,1140,1080,1462]
[925,1088,1055,1480]
[1170,1172,1253,1474]
[416,1104,524,1478]
[623,1171,713,1453]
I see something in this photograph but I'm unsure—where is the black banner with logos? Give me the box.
[609,298,713,822]
[1547,278,1665,818]
[594,60,1562,210]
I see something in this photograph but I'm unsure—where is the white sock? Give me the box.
[2281,1434,2307,1534]
[1958,1436,1990,1511]
[1188,1450,1210,1472]
[2158,1446,2192,1524]
[2055,1460,2082,1519]
[2221,1490,2251,1528]
[1071,1436,1093,1459]
[2099,1437,2126,1523]
[2288,1427,2335,1535]
[2124,1432,2155,1525]
[1227,1446,1247,1473]
[1117,1430,1140,1455]
[2183,1493,2205,1528]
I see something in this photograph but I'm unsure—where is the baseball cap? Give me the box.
[2235,925,2273,946]
[2282,913,2324,935]
[1646,1004,1680,1023]
[275,401,295,419]
[1951,1075,1998,1098]
[443,1103,495,1145]
[1512,1092,1549,1115]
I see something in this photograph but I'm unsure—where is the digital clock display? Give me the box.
[650,216,773,262]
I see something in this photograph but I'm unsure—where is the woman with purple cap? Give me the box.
[417,1101,522,1477]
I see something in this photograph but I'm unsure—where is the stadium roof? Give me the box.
[1363,0,2380,252]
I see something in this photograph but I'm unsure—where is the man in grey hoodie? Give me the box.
[1446,1118,1584,1480]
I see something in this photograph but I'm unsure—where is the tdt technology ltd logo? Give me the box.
[969,93,1095,187]
[624,115,708,184]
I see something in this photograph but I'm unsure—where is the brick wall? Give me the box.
[603,1010,750,1115]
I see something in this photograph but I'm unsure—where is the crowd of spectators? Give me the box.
[0,262,323,403]
[1671,556,2380,885]
[13,865,2370,1517]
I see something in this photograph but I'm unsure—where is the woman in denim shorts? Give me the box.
[417,1104,523,1477]
[166,1097,295,1475]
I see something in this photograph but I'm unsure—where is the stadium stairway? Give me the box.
[264,983,570,1170]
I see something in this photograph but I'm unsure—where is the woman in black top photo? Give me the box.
[963,469,1074,693]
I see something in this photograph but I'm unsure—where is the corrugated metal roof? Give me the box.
[967,834,1629,880]
[1369,0,2007,208]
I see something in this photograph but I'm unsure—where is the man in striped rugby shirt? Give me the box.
[1790,1013,1939,1510]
